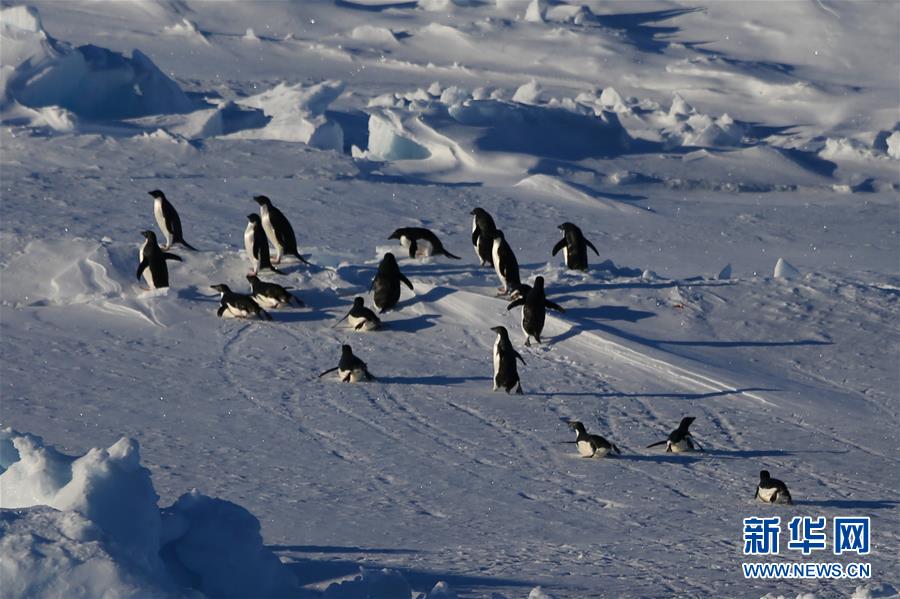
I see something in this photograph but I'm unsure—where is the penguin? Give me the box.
[370,252,414,313]
[210,284,272,320]
[136,230,182,290]
[470,207,497,267]
[253,195,312,266]
[388,227,461,260]
[646,416,704,453]
[489,326,525,394]
[317,344,375,382]
[568,421,622,458]
[246,274,303,309]
[244,214,285,275]
[506,276,565,346]
[334,297,382,331]
[754,470,793,505]
[552,222,599,271]
[491,230,521,296]
[148,190,197,251]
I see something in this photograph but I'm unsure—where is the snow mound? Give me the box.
[173,100,269,139]
[1,6,192,120]
[324,567,412,598]
[515,174,645,214]
[163,18,208,44]
[350,25,400,46]
[232,80,345,150]
[0,428,299,599]
[773,257,801,280]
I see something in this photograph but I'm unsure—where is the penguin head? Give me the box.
[141,230,157,241]
[568,421,586,434]
[247,213,261,224]
[246,274,259,284]
[760,470,771,481]
[340,344,353,356]
[352,297,365,307]
[382,252,398,265]
[210,284,231,293]
[678,416,696,430]
[533,276,545,290]
[558,222,577,232]
[387,229,402,240]
[490,325,509,338]
[253,195,272,206]
[469,208,483,217]
[148,190,166,200]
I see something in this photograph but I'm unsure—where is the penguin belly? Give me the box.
[224,303,255,319]
[492,338,501,388]
[339,368,366,382]
[756,486,778,503]
[139,243,157,289]
[154,200,171,248]
[348,314,378,331]
[576,440,596,457]
[260,207,282,258]
[244,226,258,272]
[416,239,434,257]
[492,242,506,289]
[252,293,282,309]
[562,245,569,268]
[668,438,694,453]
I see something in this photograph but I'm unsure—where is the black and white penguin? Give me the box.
[646,416,704,453]
[568,421,622,458]
[370,252,414,313]
[317,344,375,382]
[244,214,285,275]
[552,222,599,271]
[136,230,182,289]
[334,297,382,331]
[148,190,197,251]
[754,470,793,505]
[210,284,271,320]
[491,230,521,296]
[470,207,497,267]
[388,227,461,260]
[253,195,312,266]
[506,276,565,346]
[246,274,303,309]
[489,325,525,394]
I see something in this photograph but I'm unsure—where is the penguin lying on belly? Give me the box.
[388,227,460,260]
[211,284,272,320]
[568,421,622,458]
[318,344,375,382]
[646,416,704,453]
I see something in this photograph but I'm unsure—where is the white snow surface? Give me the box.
[1,1,898,597]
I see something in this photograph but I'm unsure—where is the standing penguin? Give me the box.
[211,284,272,320]
[244,214,285,275]
[489,326,525,394]
[136,230,182,290]
[552,222,599,271]
[568,421,622,458]
[334,297,382,331]
[491,230,521,296]
[388,227,461,260]
[470,208,497,266]
[646,416,704,453]
[253,195,312,266]
[370,253,414,313]
[754,470,793,505]
[149,190,197,251]
[246,274,303,309]
[318,344,375,382]
[506,276,565,346]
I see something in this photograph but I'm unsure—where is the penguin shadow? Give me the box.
[560,305,657,323]
[269,308,332,324]
[618,453,703,465]
[378,375,490,386]
[791,499,899,510]
[395,285,456,310]
[384,313,441,333]
[177,286,220,303]
[703,449,795,460]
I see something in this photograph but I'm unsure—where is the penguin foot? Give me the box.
[515,384,523,395]
[525,338,531,347]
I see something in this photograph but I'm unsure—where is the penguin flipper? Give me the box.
[515,382,523,394]
[612,443,622,455]
[506,297,525,311]
[136,259,149,280]
[408,240,417,259]
[514,351,526,365]
[163,252,183,262]
[471,230,479,246]
[216,305,226,318]
[399,274,414,291]
[646,440,667,449]
[259,309,272,321]
[354,320,366,331]
[294,252,313,266]
[177,239,198,251]
[586,239,600,256]
[442,249,461,260]
[551,238,565,256]
[545,300,565,312]
[318,366,339,378]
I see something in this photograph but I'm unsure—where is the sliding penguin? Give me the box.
[552,222,599,271]
[149,190,197,251]
[491,230,521,296]
[334,297,382,331]
[470,208,497,266]
[246,274,303,309]
[136,230,182,290]
[371,252,413,313]
[646,416,704,453]
[388,228,460,260]
[253,195,311,266]
[754,470,793,505]
[244,214,285,275]
[568,421,622,458]
[489,326,525,394]
[506,276,565,346]
[318,344,375,382]
[210,284,271,320]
